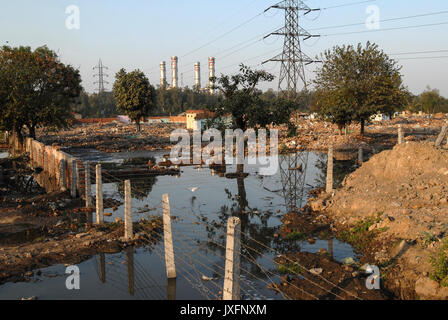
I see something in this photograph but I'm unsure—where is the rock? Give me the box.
[308,238,316,244]
[115,217,122,223]
[415,277,440,298]
[309,268,323,275]
[25,271,33,277]
[317,248,328,255]
[201,275,216,281]
[21,296,37,301]
[75,232,89,239]
[104,212,112,217]
[343,257,356,265]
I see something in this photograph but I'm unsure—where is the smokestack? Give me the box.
[194,62,201,90]
[171,56,178,88]
[208,57,215,94]
[160,61,166,88]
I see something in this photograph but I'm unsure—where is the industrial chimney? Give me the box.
[160,61,166,89]
[194,62,201,90]
[208,57,215,94]
[171,56,178,88]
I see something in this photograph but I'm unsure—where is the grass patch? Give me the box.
[430,238,448,287]
[338,213,383,251]
[286,230,307,241]
[422,232,439,247]
[278,263,304,275]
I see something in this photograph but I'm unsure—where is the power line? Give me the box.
[397,55,448,61]
[321,0,377,10]
[181,12,264,59]
[310,9,448,31]
[389,49,448,56]
[322,21,448,37]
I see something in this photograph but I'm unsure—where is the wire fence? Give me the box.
[81,162,362,301]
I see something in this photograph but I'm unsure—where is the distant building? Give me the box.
[71,112,82,120]
[371,113,391,122]
[186,110,215,130]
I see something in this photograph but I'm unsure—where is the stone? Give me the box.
[309,268,323,276]
[415,277,439,298]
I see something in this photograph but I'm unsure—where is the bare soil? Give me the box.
[310,141,448,299]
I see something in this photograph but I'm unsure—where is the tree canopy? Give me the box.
[208,64,301,132]
[313,42,407,134]
[0,45,81,140]
[112,69,155,132]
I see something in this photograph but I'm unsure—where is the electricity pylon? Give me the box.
[93,59,109,93]
[262,0,320,96]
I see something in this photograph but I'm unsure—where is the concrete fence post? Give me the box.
[96,164,104,225]
[358,146,364,165]
[85,162,92,208]
[59,159,67,192]
[71,160,77,198]
[398,124,404,145]
[162,193,176,279]
[124,180,133,241]
[326,145,334,194]
[223,217,241,301]
[435,124,448,148]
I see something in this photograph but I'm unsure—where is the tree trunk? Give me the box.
[28,125,36,140]
[360,119,365,136]
[136,121,141,133]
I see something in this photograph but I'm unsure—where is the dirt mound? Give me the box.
[346,141,448,182]
[312,141,448,299]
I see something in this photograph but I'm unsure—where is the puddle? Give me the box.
[0,151,360,300]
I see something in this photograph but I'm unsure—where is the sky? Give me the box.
[0,0,447,96]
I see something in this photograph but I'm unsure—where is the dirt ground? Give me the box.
[37,122,183,153]
[309,141,448,299]
[280,113,448,153]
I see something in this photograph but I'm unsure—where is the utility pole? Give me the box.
[262,0,320,97]
[93,59,109,93]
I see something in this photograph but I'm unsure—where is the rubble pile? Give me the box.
[38,122,183,153]
[279,114,448,152]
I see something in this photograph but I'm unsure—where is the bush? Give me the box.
[430,238,448,287]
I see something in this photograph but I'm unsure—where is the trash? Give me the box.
[309,268,323,276]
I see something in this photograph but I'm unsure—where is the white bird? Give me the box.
[189,187,198,192]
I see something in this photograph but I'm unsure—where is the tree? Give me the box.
[314,42,407,135]
[0,45,81,140]
[412,87,447,114]
[113,69,155,132]
[208,64,275,131]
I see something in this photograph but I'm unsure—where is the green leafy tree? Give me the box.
[208,64,275,131]
[0,45,81,140]
[314,42,407,135]
[113,69,155,132]
[412,87,447,114]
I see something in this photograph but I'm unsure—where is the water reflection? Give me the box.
[0,151,360,300]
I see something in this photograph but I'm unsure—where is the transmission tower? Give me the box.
[279,151,309,212]
[93,59,109,93]
[262,0,320,96]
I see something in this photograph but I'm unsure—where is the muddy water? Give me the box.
[0,150,359,300]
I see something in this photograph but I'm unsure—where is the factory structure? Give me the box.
[159,56,216,94]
